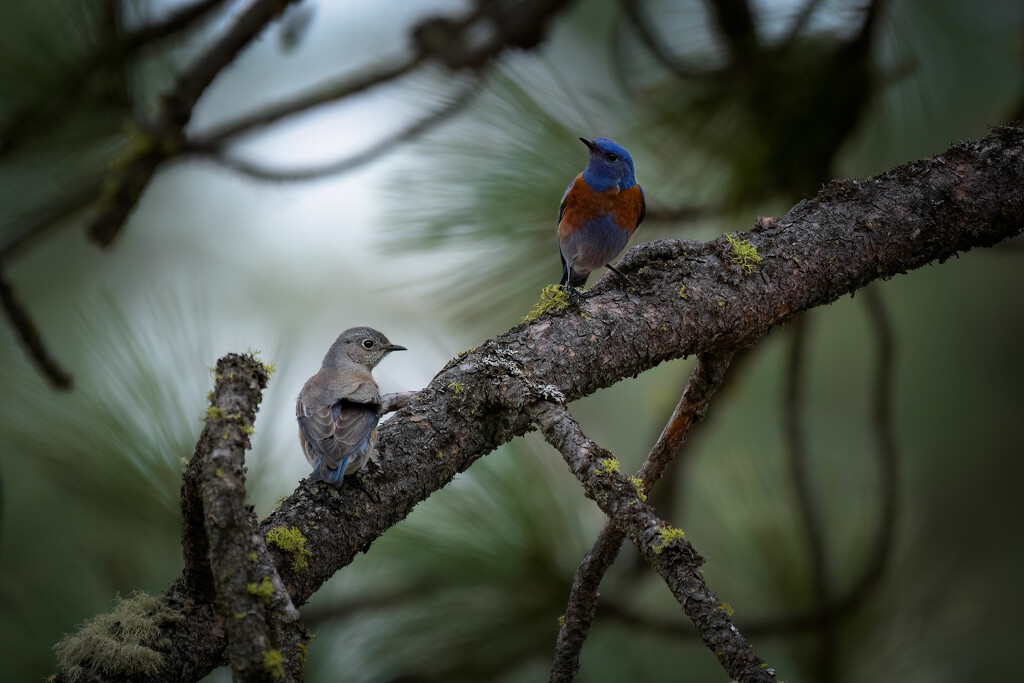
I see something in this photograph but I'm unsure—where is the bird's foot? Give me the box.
[603,263,634,289]
[564,284,584,305]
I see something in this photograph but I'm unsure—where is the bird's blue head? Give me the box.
[579,137,637,192]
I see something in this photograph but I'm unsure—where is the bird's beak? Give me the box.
[388,344,407,352]
[579,137,596,151]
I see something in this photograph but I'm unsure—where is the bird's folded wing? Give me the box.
[558,175,580,226]
[634,184,646,227]
[298,400,379,470]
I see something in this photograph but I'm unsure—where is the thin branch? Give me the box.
[550,525,625,682]
[193,53,425,146]
[5,53,424,255]
[88,0,305,248]
[192,0,573,147]
[550,352,734,681]
[194,80,481,181]
[780,0,827,46]
[643,203,718,225]
[637,353,733,486]
[0,269,72,390]
[704,0,760,63]
[834,285,898,609]
[299,582,430,627]
[783,314,836,680]
[87,148,166,248]
[0,0,231,161]
[88,0,572,246]
[617,0,709,80]
[606,288,901,649]
[784,316,828,600]
[748,287,900,642]
[161,0,303,129]
[530,400,776,682]
[0,182,100,262]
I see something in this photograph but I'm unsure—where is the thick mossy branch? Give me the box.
[181,352,308,681]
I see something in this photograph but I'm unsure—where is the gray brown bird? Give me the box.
[296,327,406,486]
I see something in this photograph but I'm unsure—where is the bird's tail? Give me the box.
[309,456,349,486]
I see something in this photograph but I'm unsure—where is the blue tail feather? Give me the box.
[310,455,352,486]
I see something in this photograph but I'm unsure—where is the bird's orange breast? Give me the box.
[559,175,644,237]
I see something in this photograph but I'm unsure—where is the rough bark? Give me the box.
[529,400,776,682]
[50,124,1024,682]
[184,354,308,682]
[549,351,733,681]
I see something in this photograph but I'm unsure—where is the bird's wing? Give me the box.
[557,176,580,276]
[636,184,646,228]
[297,379,382,471]
[298,399,379,471]
[558,174,582,227]
[612,184,646,232]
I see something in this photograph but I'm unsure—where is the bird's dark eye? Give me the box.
[362,339,375,349]
[605,152,618,162]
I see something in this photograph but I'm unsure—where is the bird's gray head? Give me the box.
[323,326,406,369]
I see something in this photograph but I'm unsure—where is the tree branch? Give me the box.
[643,202,718,225]
[380,391,418,414]
[529,400,775,682]
[618,0,709,79]
[0,268,72,390]
[550,352,734,681]
[192,53,425,146]
[193,80,481,181]
[834,285,898,611]
[88,0,305,248]
[784,314,836,679]
[704,0,760,63]
[184,353,308,680]
[0,0,231,162]
[48,124,1024,682]
[4,1,575,391]
[82,0,570,246]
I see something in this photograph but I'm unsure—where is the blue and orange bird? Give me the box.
[558,137,645,289]
[296,327,406,486]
